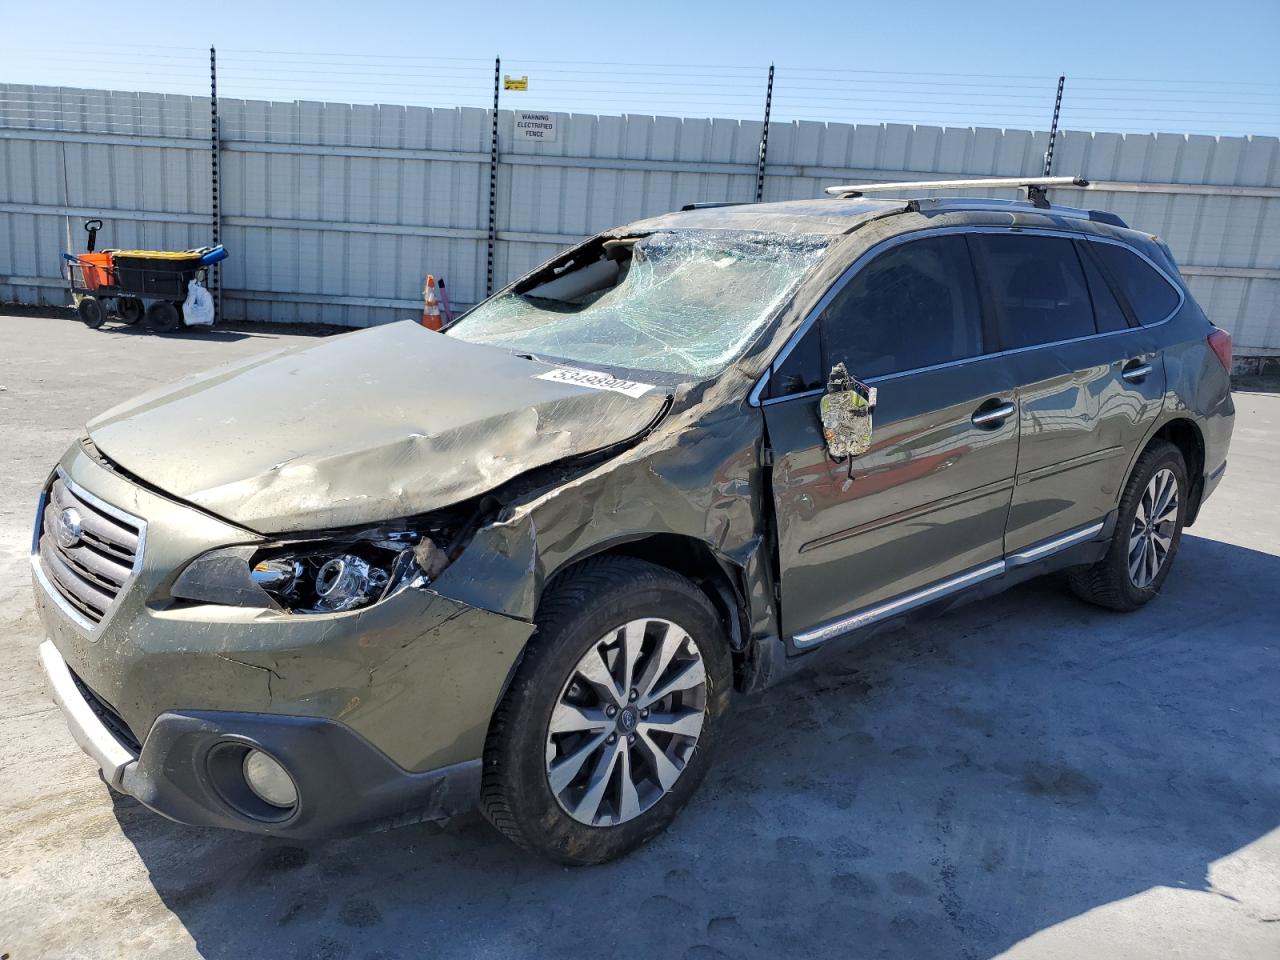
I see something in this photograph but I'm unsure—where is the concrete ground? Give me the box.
[1,312,1277,960]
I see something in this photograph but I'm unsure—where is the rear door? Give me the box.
[968,231,1167,554]
[761,233,1019,647]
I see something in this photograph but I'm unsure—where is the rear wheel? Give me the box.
[76,296,105,329]
[1069,439,1188,610]
[481,557,732,865]
[145,300,182,333]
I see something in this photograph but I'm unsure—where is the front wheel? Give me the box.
[77,296,105,329]
[1069,439,1188,610]
[481,557,732,865]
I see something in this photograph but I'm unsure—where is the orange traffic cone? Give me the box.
[422,275,442,330]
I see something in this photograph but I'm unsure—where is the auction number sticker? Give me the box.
[536,366,654,398]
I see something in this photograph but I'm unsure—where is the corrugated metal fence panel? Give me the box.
[217,97,491,326]
[0,85,212,304]
[1049,131,1280,351]
[495,111,763,285]
[762,121,1280,353]
[2,83,1277,352]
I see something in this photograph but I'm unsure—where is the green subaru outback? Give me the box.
[34,179,1235,864]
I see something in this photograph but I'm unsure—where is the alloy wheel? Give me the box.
[1127,467,1179,589]
[545,618,707,827]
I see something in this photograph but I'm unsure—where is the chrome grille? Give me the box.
[35,474,143,628]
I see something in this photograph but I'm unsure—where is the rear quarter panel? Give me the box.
[1125,291,1235,507]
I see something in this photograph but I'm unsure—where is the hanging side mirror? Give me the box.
[820,362,876,460]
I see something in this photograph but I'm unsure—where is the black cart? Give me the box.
[63,220,227,333]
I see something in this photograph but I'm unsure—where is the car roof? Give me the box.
[608,198,908,237]
[608,194,1130,240]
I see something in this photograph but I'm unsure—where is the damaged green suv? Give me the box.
[34,186,1234,864]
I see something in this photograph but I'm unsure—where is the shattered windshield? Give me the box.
[448,230,830,378]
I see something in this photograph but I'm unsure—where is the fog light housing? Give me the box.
[242,749,298,808]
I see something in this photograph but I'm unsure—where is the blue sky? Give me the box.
[1,0,1277,136]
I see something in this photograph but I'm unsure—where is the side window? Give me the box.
[820,235,983,380]
[970,233,1095,349]
[768,325,823,398]
[1090,242,1181,325]
[1076,241,1130,333]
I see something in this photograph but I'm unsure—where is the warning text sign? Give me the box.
[514,111,558,143]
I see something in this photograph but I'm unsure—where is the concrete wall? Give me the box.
[2,83,1277,353]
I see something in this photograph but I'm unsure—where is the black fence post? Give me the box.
[210,45,221,319]
[486,57,501,298]
[755,64,774,203]
[1043,73,1065,176]
[58,87,72,263]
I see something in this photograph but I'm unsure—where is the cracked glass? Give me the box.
[449,230,830,378]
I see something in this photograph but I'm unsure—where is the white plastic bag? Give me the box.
[182,279,215,326]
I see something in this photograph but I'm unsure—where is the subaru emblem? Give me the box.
[56,507,83,549]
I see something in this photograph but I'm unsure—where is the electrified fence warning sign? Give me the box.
[514,111,558,142]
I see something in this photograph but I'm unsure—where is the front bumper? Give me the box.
[39,639,136,789]
[39,639,481,837]
[32,443,536,836]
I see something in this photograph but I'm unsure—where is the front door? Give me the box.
[761,233,1019,647]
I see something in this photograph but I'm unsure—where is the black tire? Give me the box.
[145,300,182,333]
[117,297,144,325]
[1068,439,1189,611]
[76,296,105,329]
[481,557,732,865]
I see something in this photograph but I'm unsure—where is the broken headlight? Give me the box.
[171,531,451,614]
[248,541,408,613]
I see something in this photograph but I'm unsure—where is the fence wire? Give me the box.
[1,43,1278,137]
[1,46,1278,351]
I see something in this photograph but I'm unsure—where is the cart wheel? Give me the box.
[77,297,106,329]
[145,301,182,333]
[118,298,144,325]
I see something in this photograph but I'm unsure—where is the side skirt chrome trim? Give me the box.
[792,561,1006,650]
[790,518,1108,650]
[1006,521,1105,568]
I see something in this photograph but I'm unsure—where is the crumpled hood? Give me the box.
[86,321,669,533]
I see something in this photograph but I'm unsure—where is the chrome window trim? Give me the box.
[791,518,1107,649]
[30,467,148,639]
[750,224,1185,408]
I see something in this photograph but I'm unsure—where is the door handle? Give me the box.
[971,401,1016,428]
[1122,362,1153,383]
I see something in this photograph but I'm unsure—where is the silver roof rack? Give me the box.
[825,175,1089,209]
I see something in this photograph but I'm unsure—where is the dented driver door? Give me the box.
[759,232,1019,650]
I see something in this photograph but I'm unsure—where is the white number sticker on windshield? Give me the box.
[536,367,655,398]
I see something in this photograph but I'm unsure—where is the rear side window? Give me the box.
[820,235,983,379]
[1077,241,1130,333]
[1091,243,1180,325]
[970,234,1095,349]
